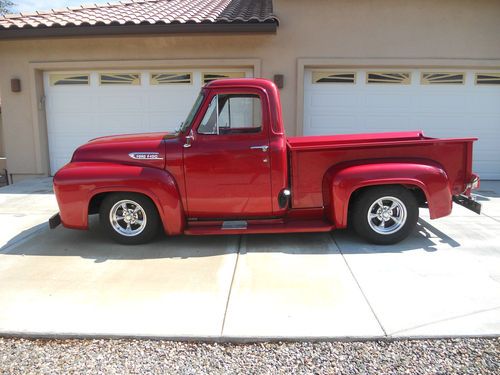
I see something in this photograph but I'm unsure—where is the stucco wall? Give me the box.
[0,0,499,178]
[0,109,4,157]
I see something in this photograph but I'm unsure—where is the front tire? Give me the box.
[99,193,160,245]
[351,186,418,245]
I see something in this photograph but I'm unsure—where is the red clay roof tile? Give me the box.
[0,0,278,30]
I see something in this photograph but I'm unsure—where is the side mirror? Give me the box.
[183,130,194,148]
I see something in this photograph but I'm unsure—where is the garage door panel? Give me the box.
[96,94,145,113]
[363,94,413,111]
[466,96,500,114]
[363,116,415,133]
[414,115,472,135]
[47,94,94,113]
[414,94,469,113]
[97,113,145,133]
[146,91,195,112]
[47,113,95,132]
[148,112,186,132]
[304,69,500,179]
[473,161,500,179]
[308,93,360,110]
[308,114,363,135]
[48,135,90,160]
[475,148,500,161]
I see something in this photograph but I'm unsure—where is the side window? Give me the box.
[197,94,262,135]
[218,94,262,134]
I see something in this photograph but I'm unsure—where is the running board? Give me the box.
[222,220,248,230]
[184,219,334,236]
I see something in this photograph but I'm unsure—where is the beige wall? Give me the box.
[0,108,4,157]
[0,0,499,178]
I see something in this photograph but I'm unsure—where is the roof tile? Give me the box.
[0,0,278,34]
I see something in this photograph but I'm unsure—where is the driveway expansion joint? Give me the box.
[220,235,242,336]
[330,232,388,337]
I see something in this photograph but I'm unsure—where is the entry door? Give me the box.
[183,92,272,218]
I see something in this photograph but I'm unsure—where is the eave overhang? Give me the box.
[0,21,278,39]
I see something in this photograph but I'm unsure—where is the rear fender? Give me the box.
[322,161,452,228]
[53,162,184,235]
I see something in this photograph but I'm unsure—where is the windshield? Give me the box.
[179,92,205,133]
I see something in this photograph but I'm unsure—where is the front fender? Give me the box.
[323,161,452,228]
[53,162,184,235]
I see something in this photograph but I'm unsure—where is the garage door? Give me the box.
[44,68,253,173]
[304,69,500,179]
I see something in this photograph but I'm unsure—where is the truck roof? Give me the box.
[204,78,278,91]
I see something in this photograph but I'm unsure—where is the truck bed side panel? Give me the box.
[289,139,474,209]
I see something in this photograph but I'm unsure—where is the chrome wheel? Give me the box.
[367,196,407,235]
[109,199,147,237]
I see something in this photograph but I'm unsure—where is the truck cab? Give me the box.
[53,78,480,245]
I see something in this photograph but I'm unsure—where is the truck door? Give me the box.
[183,90,273,218]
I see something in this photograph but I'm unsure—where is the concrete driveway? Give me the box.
[0,178,499,339]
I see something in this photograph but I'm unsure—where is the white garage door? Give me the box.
[44,68,253,173]
[304,69,500,179]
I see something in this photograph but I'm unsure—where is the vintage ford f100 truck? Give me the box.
[51,78,481,245]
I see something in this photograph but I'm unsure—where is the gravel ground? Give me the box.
[0,337,498,374]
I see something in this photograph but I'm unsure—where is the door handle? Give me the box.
[250,145,269,152]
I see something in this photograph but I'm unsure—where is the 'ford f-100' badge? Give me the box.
[128,152,163,160]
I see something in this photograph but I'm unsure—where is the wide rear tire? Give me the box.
[99,193,160,245]
[351,186,418,245]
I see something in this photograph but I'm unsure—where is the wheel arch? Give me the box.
[323,160,452,228]
[346,183,426,227]
[87,185,184,236]
[54,162,185,235]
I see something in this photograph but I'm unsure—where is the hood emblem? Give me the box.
[128,152,163,160]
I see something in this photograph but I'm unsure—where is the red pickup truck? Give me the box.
[52,78,481,245]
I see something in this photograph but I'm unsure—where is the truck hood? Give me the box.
[71,131,176,168]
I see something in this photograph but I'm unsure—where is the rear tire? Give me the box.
[99,193,160,245]
[351,186,418,245]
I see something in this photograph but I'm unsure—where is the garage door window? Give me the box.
[151,73,192,85]
[99,73,141,85]
[367,72,411,84]
[475,73,500,85]
[421,72,465,85]
[198,94,262,135]
[202,72,246,84]
[312,72,356,84]
[49,73,89,86]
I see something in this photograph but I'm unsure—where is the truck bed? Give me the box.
[287,131,477,209]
